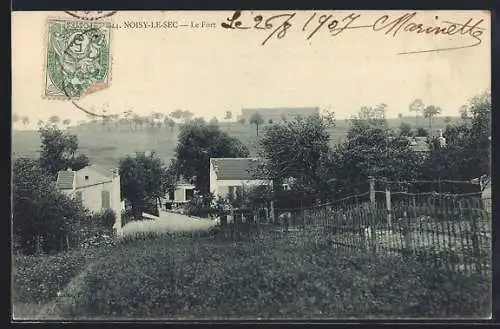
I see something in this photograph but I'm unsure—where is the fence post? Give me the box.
[270,200,275,224]
[369,176,376,206]
[386,188,392,229]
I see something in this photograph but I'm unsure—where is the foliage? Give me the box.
[224,111,232,120]
[416,127,429,137]
[258,113,336,202]
[399,122,413,137]
[13,158,89,255]
[333,112,423,197]
[169,109,194,123]
[119,152,169,218]
[423,105,442,128]
[41,235,490,319]
[238,118,246,124]
[38,124,89,176]
[184,192,215,218]
[409,99,424,121]
[421,91,491,188]
[249,112,264,136]
[209,117,218,125]
[174,121,249,193]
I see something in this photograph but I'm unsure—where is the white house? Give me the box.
[209,158,273,200]
[56,165,124,230]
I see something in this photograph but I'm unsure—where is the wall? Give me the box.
[213,179,273,199]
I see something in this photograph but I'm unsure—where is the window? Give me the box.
[185,189,194,200]
[235,186,243,196]
[101,191,110,209]
[228,186,235,198]
[84,175,89,180]
[168,190,175,200]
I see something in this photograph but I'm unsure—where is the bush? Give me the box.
[91,209,117,230]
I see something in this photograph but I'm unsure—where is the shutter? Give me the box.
[101,191,111,209]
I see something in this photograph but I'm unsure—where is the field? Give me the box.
[12,117,457,170]
[12,231,490,320]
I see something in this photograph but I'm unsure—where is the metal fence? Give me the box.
[215,194,491,276]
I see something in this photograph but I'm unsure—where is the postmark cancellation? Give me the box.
[44,19,112,100]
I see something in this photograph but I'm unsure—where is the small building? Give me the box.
[56,165,124,230]
[209,158,273,200]
[161,179,196,209]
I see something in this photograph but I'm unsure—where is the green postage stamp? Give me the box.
[44,19,112,99]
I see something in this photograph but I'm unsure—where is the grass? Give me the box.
[12,117,455,169]
[26,231,491,320]
[12,246,113,319]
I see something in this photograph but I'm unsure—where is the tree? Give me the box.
[119,152,170,218]
[416,127,429,137]
[398,113,403,120]
[420,91,491,191]
[62,118,71,129]
[258,113,336,203]
[37,119,45,127]
[209,117,218,125]
[459,105,470,120]
[238,118,246,124]
[48,115,60,126]
[174,122,250,193]
[249,112,264,136]
[444,116,452,124]
[38,125,89,176]
[13,113,20,124]
[164,117,176,132]
[399,122,413,137]
[21,116,30,128]
[409,99,425,125]
[268,118,274,124]
[151,112,164,128]
[132,114,142,129]
[224,111,232,120]
[423,105,442,128]
[13,158,88,254]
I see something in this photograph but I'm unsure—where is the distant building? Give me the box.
[161,179,196,209]
[209,158,273,200]
[56,165,124,230]
[237,107,319,123]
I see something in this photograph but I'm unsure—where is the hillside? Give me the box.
[12,117,459,170]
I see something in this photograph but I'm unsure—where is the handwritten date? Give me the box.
[221,10,487,54]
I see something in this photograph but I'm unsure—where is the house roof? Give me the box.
[56,170,75,189]
[210,158,263,181]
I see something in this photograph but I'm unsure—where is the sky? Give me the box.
[12,10,490,129]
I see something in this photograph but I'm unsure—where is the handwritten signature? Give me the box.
[221,11,486,54]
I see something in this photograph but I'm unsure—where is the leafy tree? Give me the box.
[21,116,30,128]
[151,112,164,128]
[249,112,264,136]
[238,118,246,124]
[419,91,490,193]
[169,109,194,123]
[423,105,442,128]
[119,151,170,218]
[416,127,429,137]
[62,118,71,128]
[409,99,425,124]
[48,115,60,126]
[444,116,452,124]
[133,114,142,129]
[398,113,403,120]
[164,117,176,132]
[38,125,89,176]
[224,111,232,120]
[174,121,249,193]
[399,122,413,137]
[459,105,470,120]
[258,113,336,202]
[209,117,218,125]
[13,158,88,254]
[268,118,274,124]
[13,113,20,123]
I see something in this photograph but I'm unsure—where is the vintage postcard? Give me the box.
[11,10,491,321]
